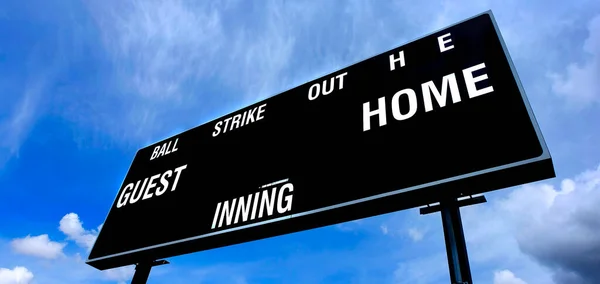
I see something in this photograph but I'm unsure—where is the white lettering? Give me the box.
[211,202,222,229]
[307,73,348,101]
[422,73,461,112]
[391,89,418,121]
[251,192,260,220]
[158,144,166,157]
[257,104,266,121]
[223,117,232,133]
[241,111,248,126]
[171,165,187,192]
[116,164,188,209]
[245,108,256,125]
[142,174,160,200]
[129,178,147,204]
[361,62,495,131]
[116,183,133,208]
[150,147,159,160]
[155,170,172,196]
[277,183,294,213]
[259,188,277,218]
[438,33,454,52]
[363,97,387,131]
[308,83,320,100]
[218,199,237,228]
[171,138,178,153]
[463,63,494,98]
[231,114,242,129]
[213,104,268,137]
[211,182,295,229]
[322,77,335,95]
[389,51,405,71]
[234,195,253,224]
[149,138,179,160]
[212,121,222,137]
[336,72,348,89]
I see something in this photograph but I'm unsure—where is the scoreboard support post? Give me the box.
[420,195,487,284]
[131,259,169,284]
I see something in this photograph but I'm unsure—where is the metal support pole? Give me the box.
[440,200,472,284]
[130,260,169,284]
[420,195,486,284]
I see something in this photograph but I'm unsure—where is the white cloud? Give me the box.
[550,14,600,107]
[394,253,448,284]
[91,0,225,101]
[380,225,389,235]
[10,235,65,260]
[75,0,301,143]
[1,214,131,284]
[58,213,98,250]
[0,244,128,284]
[0,79,45,166]
[65,0,597,148]
[0,267,33,284]
[69,251,134,283]
[494,270,528,284]
[102,265,135,284]
[407,228,424,242]
[336,219,365,232]
[462,163,600,284]
[507,165,600,283]
[58,214,133,283]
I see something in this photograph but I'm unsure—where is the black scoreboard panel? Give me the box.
[87,11,555,270]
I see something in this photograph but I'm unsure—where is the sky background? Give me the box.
[1,0,599,283]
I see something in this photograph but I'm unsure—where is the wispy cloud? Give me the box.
[90,0,225,101]
[380,225,389,235]
[393,253,448,284]
[407,228,424,242]
[494,269,528,284]
[550,14,600,107]
[77,0,303,144]
[0,78,45,167]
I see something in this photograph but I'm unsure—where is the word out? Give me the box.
[308,72,348,101]
[116,165,188,208]
[211,182,294,229]
[150,138,179,160]
[213,104,267,137]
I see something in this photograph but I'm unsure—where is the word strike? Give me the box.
[213,104,267,137]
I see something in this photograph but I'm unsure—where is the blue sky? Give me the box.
[1,0,599,283]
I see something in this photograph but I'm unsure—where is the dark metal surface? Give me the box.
[130,260,170,284]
